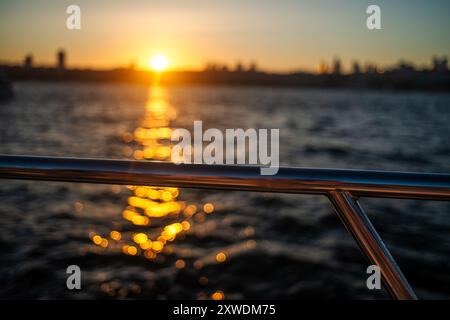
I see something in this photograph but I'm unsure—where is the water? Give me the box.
[0,82,449,299]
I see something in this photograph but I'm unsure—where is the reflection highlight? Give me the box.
[89,86,226,299]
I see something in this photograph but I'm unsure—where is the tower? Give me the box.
[24,54,33,68]
[57,49,66,70]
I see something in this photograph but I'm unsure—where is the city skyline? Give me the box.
[1,0,449,72]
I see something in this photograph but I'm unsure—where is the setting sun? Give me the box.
[149,54,169,72]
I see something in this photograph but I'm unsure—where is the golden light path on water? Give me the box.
[89,85,226,300]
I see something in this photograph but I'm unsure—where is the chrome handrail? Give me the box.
[1,155,450,299]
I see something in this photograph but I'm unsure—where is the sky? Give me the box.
[0,0,449,72]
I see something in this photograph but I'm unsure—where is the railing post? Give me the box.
[328,190,417,300]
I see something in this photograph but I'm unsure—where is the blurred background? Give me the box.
[0,0,449,299]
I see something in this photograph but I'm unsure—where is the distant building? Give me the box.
[24,54,33,68]
[57,49,66,70]
[204,62,231,72]
[397,60,415,73]
[352,61,361,75]
[332,58,341,75]
[432,56,448,73]
[248,61,258,72]
[317,61,329,75]
[365,62,377,74]
[234,61,243,72]
[205,62,220,72]
[128,60,136,70]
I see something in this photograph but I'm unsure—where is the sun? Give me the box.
[149,54,169,72]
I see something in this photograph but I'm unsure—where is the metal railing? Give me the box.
[1,154,450,300]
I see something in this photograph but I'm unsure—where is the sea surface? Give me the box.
[0,82,449,299]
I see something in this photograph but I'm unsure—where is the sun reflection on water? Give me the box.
[89,86,224,299]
